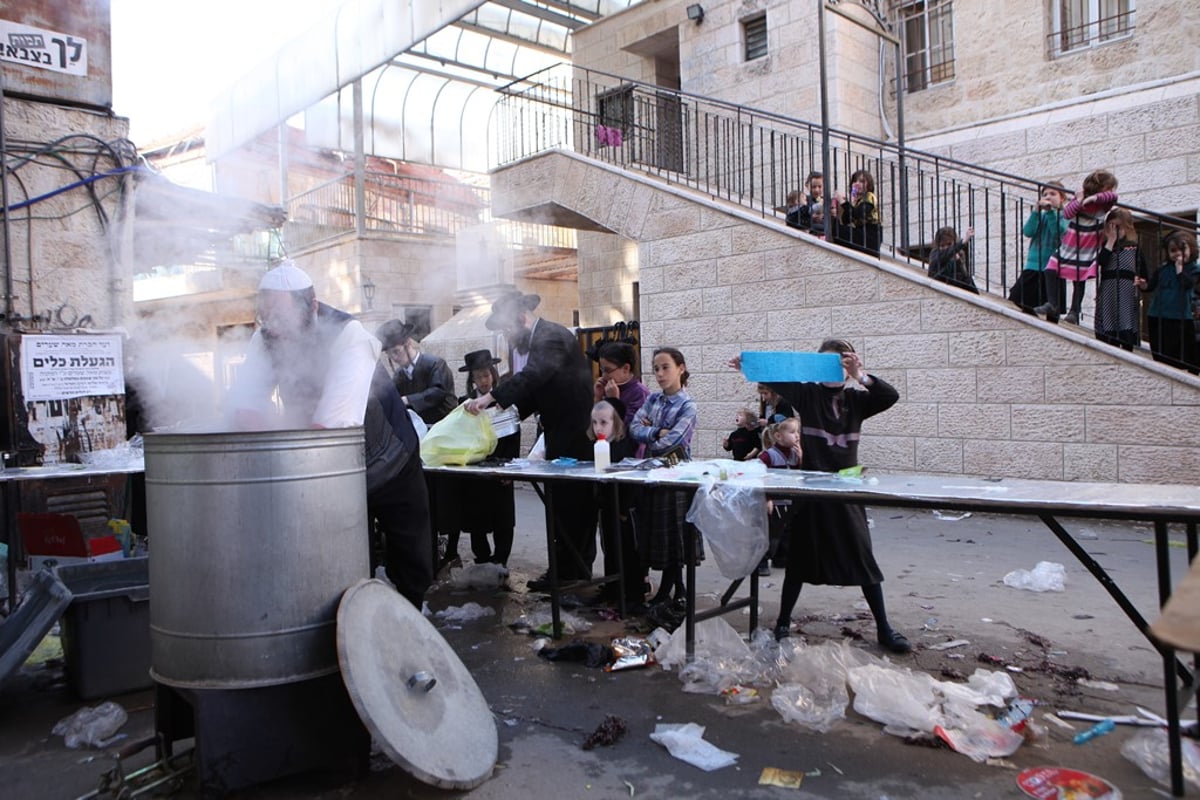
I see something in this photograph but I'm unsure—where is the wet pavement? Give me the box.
[1,485,1196,799]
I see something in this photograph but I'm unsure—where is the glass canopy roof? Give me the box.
[207,0,645,173]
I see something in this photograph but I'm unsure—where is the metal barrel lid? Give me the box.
[336,579,498,790]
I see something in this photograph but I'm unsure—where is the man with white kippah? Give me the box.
[228,260,433,606]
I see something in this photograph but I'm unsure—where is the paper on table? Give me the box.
[740,351,844,383]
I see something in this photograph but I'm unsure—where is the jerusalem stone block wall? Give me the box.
[572,0,885,138]
[909,75,1200,218]
[896,2,1200,141]
[2,98,133,329]
[492,149,1200,484]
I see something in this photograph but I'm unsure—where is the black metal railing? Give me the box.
[281,171,575,254]
[492,63,1199,369]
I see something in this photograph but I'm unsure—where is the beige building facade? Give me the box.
[487,0,1200,480]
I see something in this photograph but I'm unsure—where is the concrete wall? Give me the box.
[492,149,1200,484]
[2,98,133,330]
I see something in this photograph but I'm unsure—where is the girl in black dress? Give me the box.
[731,339,911,654]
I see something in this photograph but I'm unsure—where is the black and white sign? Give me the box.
[0,19,87,76]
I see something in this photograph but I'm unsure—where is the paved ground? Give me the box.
[1,484,1196,799]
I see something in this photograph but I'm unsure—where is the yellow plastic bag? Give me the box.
[420,405,498,466]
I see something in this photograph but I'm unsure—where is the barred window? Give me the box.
[597,84,634,132]
[743,14,768,61]
[901,0,955,93]
[1050,0,1134,57]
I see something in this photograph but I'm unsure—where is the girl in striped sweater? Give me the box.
[1046,170,1119,325]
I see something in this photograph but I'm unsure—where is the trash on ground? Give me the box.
[52,702,128,749]
[932,510,972,521]
[1003,561,1067,592]
[655,617,751,672]
[447,562,509,590]
[649,722,738,771]
[1016,766,1121,799]
[605,637,655,672]
[1121,728,1200,791]
[582,714,627,750]
[1073,718,1115,745]
[720,685,760,705]
[1077,679,1120,692]
[928,639,971,651]
[758,766,805,788]
[433,602,496,623]
[1041,713,1076,731]
[538,640,613,668]
[508,607,592,636]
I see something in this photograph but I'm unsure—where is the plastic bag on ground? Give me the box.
[933,706,1026,763]
[847,664,943,733]
[433,602,496,623]
[52,701,128,749]
[686,476,769,579]
[447,562,509,590]
[1122,728,1200,790]
[1003,561,1066,592]
[419,404,498,466]
[649,723,738,771]
[771,679,850,733]
[654,617,751,671]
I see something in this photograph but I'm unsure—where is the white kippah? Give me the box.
[259,261,313,292]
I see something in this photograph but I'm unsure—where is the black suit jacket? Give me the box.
[490,318,592,460]
[394,353,456,425]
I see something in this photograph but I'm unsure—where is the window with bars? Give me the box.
[900,0,955,93]
[1050,0,1134,56]
[743,14,768,61]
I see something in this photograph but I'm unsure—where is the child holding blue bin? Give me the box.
[730,340,911,654]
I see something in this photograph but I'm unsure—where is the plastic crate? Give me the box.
[54,558,150,699]
[0,569,72,691]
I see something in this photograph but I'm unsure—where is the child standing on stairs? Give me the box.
[1046,170,1119,325]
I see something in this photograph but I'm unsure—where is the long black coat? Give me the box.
[393,354,456,425]
[490,318,592,461]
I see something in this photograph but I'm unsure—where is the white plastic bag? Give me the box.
[1003,561,1066,592]
[771,679,850,733]
[1122,728,1200,790]
[649,723,739,772]
[686,476,769,579]
[52,702,128,749]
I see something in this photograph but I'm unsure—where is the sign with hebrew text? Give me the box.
[21,335,124,401]
[0,20,87,76]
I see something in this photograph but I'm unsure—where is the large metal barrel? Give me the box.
[145,428,370,689]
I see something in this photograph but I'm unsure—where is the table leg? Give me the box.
[609,484,626,619]
[542,481,561,639]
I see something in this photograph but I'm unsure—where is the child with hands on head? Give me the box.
[728,339,910,654]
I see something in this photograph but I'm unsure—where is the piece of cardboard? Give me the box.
[18,513,89,557]
[740,351,844,383]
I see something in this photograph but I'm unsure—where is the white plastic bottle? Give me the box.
[593,434,611,472]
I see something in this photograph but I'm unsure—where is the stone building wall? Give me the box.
[492,149,1200,484]
[2,98,133,330]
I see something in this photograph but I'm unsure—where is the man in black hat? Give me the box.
[377,319,460,570]
[377,320,456,426]
[465,291,597,586]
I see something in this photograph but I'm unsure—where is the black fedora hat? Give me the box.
[485,291,540,331]
[459,349,502,373]
[377,319,416,350]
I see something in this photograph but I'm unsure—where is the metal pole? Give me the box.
[818,1,832,239]
[353,80,366,238]
[895,40,909,255]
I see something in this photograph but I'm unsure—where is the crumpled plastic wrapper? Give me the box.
[604,637,655,672]
[52,701,128,749]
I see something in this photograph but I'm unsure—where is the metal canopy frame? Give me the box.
[207,0,644,172]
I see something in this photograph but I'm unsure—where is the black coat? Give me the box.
[490,318,593,460]
[394,354,456,425]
